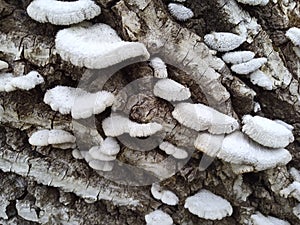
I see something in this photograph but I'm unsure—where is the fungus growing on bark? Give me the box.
[236,0,269,6]
[222,51,255,64]
[0,71,44,92]
[153,78,191,101]
[242,115,294,148]
[250,70,273,90]
[151,183,163,200]
[150,183,179,206]
[159,141,188,159]
[250,212,290,225]
[27,0,101,25]
[0,60,8,70]
[102,114,163,137]
[286,27,300,46]
[88,160,114,172]
[43,86,114,119]
[29,129,76,149]
[194,133,224,157]
[149,57,168,78]
[204,32,246,52]
[280,181,300,201]
[184,189,233,220]
[168,3,194,21]
[55,23,150,69]
[231,58,267,74]
[172,103,239,134]
[145,210,173,225]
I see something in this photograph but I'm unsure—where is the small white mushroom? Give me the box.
[168,3,194,21]
[52,143,76,150]
[286,27,300,46]
[236,0,269,6]
[159,142,188,159]
[72,149,84,159]
[172,102,239,134]
[55,23,150,69]
[250,70,273,90]
[184,189,233,220]
[250,212,290,225]
[161,190,179,206]
[280,181,300,201]
[48,129,76,145]
[204,32,246,52]
[27,0,101,25]
[102,114,163,137]
[88,159,114,172]
[89,147,116,161]
[28,129,49,146]
[0,60,8,70]
[149,57,168,78]
[242,115,294,148]
[151,183,163,200]
[289,167,300,182]
[145,210,173,225]
[231,58,267,74]
[253,102,261,113]
[222,51,255,64]
[153,78,191,101]
[92,137,120,156]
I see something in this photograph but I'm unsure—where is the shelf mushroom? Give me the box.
[222,51,255,64]
[168,3,194,21]
[250,212,290,225]
[172,102,239,134]
[145,210,173,225]
[27,0,101,25]
[285,27,300,47]
[149,57,168,78]
[150,183,179,206]
[159,141,188,159]
[0,60,8,70]
[184,189,233,220]
[55,23,150,69]
[231,58,267,75]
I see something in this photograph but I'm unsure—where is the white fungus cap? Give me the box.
[231,58,267,74]
[172,102,239,134]
[250,212,290,225]
[222,51,255,64]
[145,210,173,225]
[72,149,84,159]
[168,3,194,21]
[159,142,188,159]
[280,181,300,201]
[286,27,300,46]
[204,32,246,52]
[161,190,179,206]
[184,189,233,220]
[153,78,191,101]
[102,114,163,137]
[236,0,269,6]
[0,71,44,92]
[26,0,101,25]
[274,119,294,131]
[92,137,120,156]
[89,146,117,161]
[0,60,8,70]
[242,115,294,148]
[250,70,273,90]
[55,23,150,69]
[88,159,114,171]
[28,129,50,146]
[149,57,168,78]
[293,204,300,220]
[151,183,163,200]
[194,133,224,157]
[44,86,114,118]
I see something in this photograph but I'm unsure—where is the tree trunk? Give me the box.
[0,0,299,224]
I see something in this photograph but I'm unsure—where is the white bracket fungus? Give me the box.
[194,133,224,157]
[168,3,194,21]
[27,0,101,25]
[0,60,8,70]
[204,32,246,52]
[43,86,115,119]
[184,189,233,220]
[88,159,114,172]
[172,102,239,134]
[55,23,150,69]
[89,137,120,156]
[293,204,300,220]
[236,0,269,6]
[150,183,179,206]
[250,70,273,90]
[159,141,188,159]
[149,57,168,78]
[280,181,300,201]
[145,210,173,225]
[102,114,163,137]
[222,51,255,64]
[0,71,44,92]
[231,58,267,74]
[242,115,294,148]
[29,129,76,149]
[286,27,300,47]
[250,212,290,225]
[153,78,191,101]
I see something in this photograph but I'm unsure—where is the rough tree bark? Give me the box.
[0,0,299,224]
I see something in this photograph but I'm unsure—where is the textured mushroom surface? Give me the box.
[204,32,245,52]
[145,210,173,225]
[231,58,267,74]
[222,51,255,64]
[168,3,194,21]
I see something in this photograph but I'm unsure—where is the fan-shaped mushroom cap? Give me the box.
[153,78,191,101]
[250,212,290,225]
[27,0,101,25]
[48,129,76,145]
[222,51,255,64]
[194,133,224,157]
[151,183,163,200]
[29,130,50,146]
[172,103,239,134]
[145,210,173,225]
[161,190,179,206]
[149,57,168,78]
[250,70,273,90]
[286,27,300,46]
[236,0,269,6]
[55,24,150,69]
[184,189,233,220]
[168,3,194,21]
[88,160,114,171]
[204,32,245,52]
[159,142,188,159]
[231,58,267,74]
[242,115,294,148]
